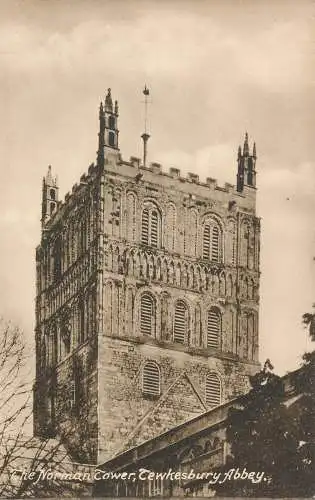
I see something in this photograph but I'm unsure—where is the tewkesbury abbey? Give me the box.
[33,88,261,490]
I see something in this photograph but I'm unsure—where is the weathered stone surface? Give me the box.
[34,105,260,465]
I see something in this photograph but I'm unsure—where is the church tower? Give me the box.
[34,89,261,465]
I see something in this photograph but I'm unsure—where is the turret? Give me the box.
[97,88,119,167]
[41,165,58,226]
[236,133,257,192]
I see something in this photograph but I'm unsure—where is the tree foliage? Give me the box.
[302,303,315,341]
[215,354,314,497]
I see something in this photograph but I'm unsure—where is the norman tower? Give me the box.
[34,89,260,464]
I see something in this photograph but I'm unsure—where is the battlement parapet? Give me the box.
[150,162,162,174]
[169,167,180,178]
[115,155,257,205]
[129,156,141,168]
[224,182,234,193]
[206,177,217,189]
[187,172,199,183]
[43,148,257,234]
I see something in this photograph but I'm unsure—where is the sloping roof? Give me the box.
[98,367,304,472]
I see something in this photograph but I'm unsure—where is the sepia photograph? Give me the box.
[0,0,314,497]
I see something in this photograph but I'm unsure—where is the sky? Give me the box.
[0,0,314,375]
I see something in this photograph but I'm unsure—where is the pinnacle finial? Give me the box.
[253,142,257,158]
[99,101,104,117]
[45,165,58,187]
[105,88,113,112]
[238,145,242,159]
[46,165,53,184]
[243,132,249,155]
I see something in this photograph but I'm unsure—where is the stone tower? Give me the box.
[34,89,261,464]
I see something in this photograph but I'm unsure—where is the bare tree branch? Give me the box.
[0,318,93,497]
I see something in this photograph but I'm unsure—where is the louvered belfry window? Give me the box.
[205,373,221,408]
[207,308,221,349]
[174,300,188,344]
[203,225,210,260]
[141,205,160,247]
[142,361,160,396]
[203,221,222,262]
[141,208,150,244]
[140,293,155,336]
[212,226,219,262]
[151,211,158,247]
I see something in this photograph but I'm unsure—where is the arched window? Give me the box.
[151,211,158,247]
[189,209,198,256]
[108,131,115,147]
[166,204,176,251]
[108,115,115,130]
[70,224,77,264]
[53,236,62,282]
[203,225,210,260]
[207,308,221,349]
[141,208,149,244]
[49,325,57,367]
[246,313,255,360]
[174,300,188,344]
[247,158,253,185]
[142,361,160,396]
[80,219,87,254]
[141,204,161,247]
[244,276,248,299]
[50,202,56,215]
[212,226,219,261]
[205,373,221,408]
[248,279,254,300]
[203,219,222,262]
[60,308,71,358]
[227,275,233,297]
[140,293,155,336]
[228,219,236,265]
[126,192,137,241]
[50,189,56,201]
[241,221,250,267]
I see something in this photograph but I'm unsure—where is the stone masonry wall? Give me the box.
[35,143,261,466]
[96,160,260,463]
[97,336,257,462]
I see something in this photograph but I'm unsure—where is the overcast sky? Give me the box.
[0,0,314,375]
